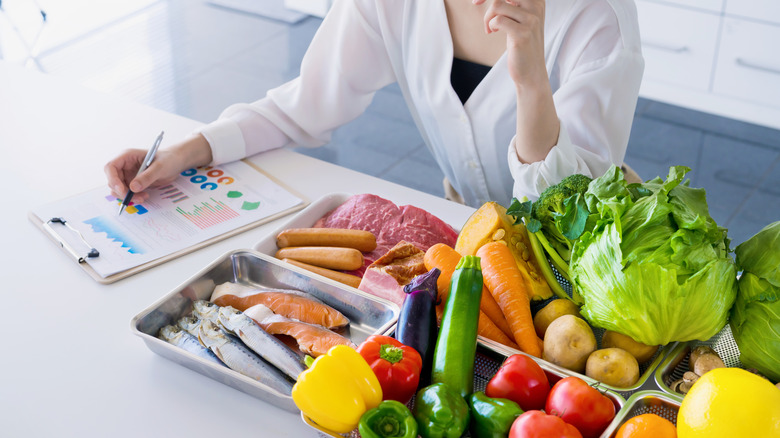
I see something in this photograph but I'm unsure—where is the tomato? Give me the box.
[485,354,550,411]
[509,410,583,438]
[545,376,616,438]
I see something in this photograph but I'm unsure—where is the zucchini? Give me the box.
[431,255,483,398]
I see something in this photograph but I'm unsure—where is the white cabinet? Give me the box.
[637,2,720,91]
[663,0,724,13]
[636,0,780,130]
[725,0,780,24]
[714,18,780,108]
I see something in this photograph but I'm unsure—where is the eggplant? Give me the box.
[395,268,440,388]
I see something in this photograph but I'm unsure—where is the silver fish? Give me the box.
[197,320,294,395]
[158,325,224,366]
[192,300,222,324]
[217,306,306,380]
[177,315,202,338]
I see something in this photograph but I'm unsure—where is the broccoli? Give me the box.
[530,174,593,263]
[505,173,594,280]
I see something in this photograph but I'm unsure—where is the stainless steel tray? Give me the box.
[131,249,400,413]
[303,339,627,438]
[654,324,744,398]
[599,390,681,438]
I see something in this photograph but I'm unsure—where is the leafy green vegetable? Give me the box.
[507,174,593,283]
[569,165,738,345]
[529,174,593,261]
[730,221,780,382]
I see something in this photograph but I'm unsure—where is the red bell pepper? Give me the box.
[357,335,422,404]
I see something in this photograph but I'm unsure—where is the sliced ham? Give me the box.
[357,241,427,307]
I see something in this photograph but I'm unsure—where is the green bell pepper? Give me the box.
[468,391,524,438]
[358,400,417,438]
[412,383,470,438]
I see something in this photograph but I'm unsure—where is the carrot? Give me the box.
[477,241,542,357]
[423,243,459,304]
[477,311,519,349]
[424,243,514,339]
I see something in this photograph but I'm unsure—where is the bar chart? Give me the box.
[175,198,240,230]
[156,184,189,203]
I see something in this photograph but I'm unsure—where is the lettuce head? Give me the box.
[569,166,737,346]
[730,221,780,382]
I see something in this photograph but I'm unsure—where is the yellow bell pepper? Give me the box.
[292,345,383,433]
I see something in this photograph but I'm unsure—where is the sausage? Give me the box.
[282,258,362,288]
[276,228,377,252]
[275,246,364,271]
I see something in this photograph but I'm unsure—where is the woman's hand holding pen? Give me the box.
[476,0,559,164]
[105,134,213,204]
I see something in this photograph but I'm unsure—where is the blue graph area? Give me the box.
[83,216,146,254]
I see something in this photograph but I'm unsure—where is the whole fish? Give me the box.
[158,324,224,366]
[197,320,294,395]
[217,306,306,380]
[192,300,222,326]
[177,315,203,338]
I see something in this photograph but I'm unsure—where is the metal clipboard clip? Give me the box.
[43,217,100,263]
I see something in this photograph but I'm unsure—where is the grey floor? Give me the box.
[2,0,778,245]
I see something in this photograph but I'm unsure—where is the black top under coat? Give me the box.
[450,57,492,104]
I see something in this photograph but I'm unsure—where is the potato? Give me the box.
[533,299,582,339]
[586,347,640,388]
[601,330,659,364]
[542,314,596,373]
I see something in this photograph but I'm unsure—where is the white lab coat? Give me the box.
[199,0,644,207]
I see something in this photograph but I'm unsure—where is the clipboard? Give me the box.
[28,159,309,284]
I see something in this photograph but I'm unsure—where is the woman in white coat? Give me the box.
[105,0,644,208]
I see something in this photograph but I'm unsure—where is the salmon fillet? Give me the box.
[243,304,356,357]
[210,282,349,329]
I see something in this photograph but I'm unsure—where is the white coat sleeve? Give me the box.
[508,1,644,199]
[197,0,397,165]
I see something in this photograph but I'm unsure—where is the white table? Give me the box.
[0,61,473,437]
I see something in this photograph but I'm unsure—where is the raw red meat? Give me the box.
[313,194,459,276]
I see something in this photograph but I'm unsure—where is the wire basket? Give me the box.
[598,391,681,438]
[655,324,748,398]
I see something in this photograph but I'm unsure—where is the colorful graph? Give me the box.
[242,201,261,211]
[140,217,182,242]
[83,216,146,254]
[176,198,240,229]
[157,184,189,203]
[105,195,148,214]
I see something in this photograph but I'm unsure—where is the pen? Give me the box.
[118,130,164,216]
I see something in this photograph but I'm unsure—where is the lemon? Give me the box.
[677,367,780,438]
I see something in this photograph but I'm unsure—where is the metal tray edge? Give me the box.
[598,390,682,438]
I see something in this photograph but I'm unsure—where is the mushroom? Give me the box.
[688,346,725,377]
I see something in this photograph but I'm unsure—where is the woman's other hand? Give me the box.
[104,134,212,204]
[476,0,559,164]
[477,0,547,87]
